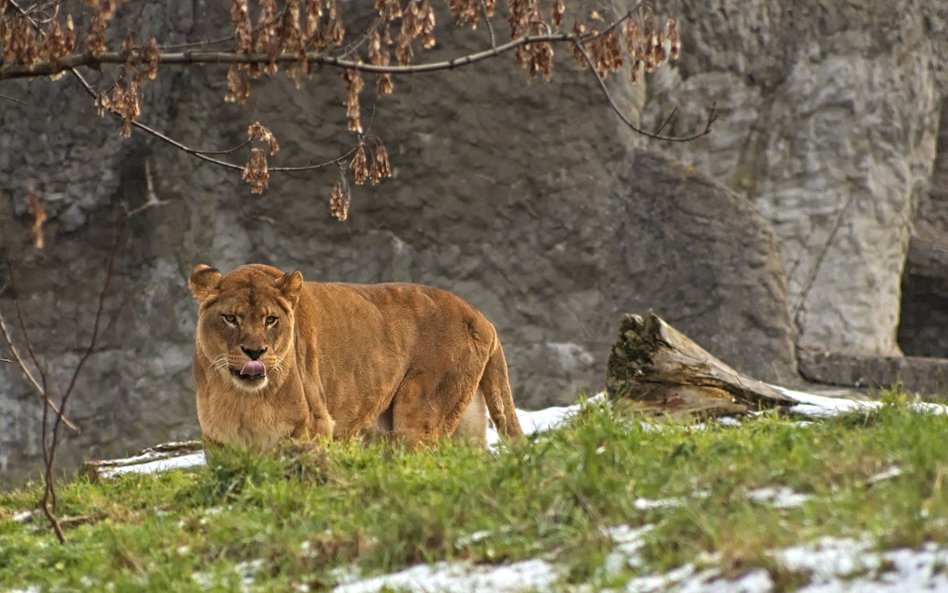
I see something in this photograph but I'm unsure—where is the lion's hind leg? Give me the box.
[390,370,481,446]
[452,390,487,447]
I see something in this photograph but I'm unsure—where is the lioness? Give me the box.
[188,263,524,449]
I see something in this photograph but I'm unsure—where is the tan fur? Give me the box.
[189,263,524,449]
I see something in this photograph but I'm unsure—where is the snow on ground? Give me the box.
[746,486,811,509]
[105,387,946,475]
[81,388,948,592]
[330,531,948,593]
[776,537,948,593]
[323,390,948,593]
[332,558,560,593]
[768,384,948,418]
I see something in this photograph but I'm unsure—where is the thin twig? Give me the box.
[572,41,717,142]
[13,293,51,403]
[652,106,678,137]
[0,303,79,432]
[39,355,61,543]
[122,159,168,218]
[177,137,251,156]
[480,0,497,48]
[0,91,26,105]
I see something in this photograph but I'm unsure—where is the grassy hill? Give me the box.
[1,394,946,592]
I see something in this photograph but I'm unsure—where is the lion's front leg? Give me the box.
[312,413,335,439]
[288,406,334,441]
[299,382,335,441]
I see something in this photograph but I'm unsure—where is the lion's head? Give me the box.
[189,264,303,393]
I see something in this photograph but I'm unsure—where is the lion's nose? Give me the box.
[241,346,267,360]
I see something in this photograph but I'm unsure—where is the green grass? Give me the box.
[1,396,946,592]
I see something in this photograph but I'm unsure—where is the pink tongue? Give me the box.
[240,360,267,377]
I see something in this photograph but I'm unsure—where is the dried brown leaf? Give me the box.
[27,189,47,250]
[329,179,349,221]
[242,147,270,194]
[350,143,369,185]
[141,38,159,80]
[247,122,280,155]
[343,69,364,134]
[225,65,251,103]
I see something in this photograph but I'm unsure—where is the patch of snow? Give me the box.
[633,497,686,510]
[777,537,877,580]
[625,566,773,593]
[191,570,215,589]
[747,486,811,509]
[602,524,654,574]
[767,385,948,418]
[236,559,265,592]
[11,510,32,523]
[98,451,207,478]
[332,558,559,593]
[455,529,493,547]
[865,466,904,485]
[775,537,948,593]
[632,491,709,512]
[487,396,588,449]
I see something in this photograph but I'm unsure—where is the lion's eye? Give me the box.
[222,314,238,326]
[265,315,278,327]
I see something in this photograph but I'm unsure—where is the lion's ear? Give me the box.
[276,270,304,308]
[189,264,222,303]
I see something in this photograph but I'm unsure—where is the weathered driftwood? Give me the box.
[606,312,795,417]
[83,440,205,481]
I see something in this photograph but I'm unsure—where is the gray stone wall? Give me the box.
[641,0,948,356]
[11,0,948,481]
[0,1,799,482]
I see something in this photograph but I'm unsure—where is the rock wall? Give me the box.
[0,1,798,482]
[642,0,948,356]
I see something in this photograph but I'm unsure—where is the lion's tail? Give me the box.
[480,330,525,442]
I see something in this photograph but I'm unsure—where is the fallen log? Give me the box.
[83,440,205,481]
[605,312,795,417]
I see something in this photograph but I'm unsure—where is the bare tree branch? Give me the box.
[65,67,355,173]
[2,27,715,143]
[1,31,611,80]
[37,218,124,543]
[0,302,79,432]
[3,1,712,195]
[5,0,355,176]
[572,40,717,142]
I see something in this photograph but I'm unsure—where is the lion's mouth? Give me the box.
[230,360,268,383]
